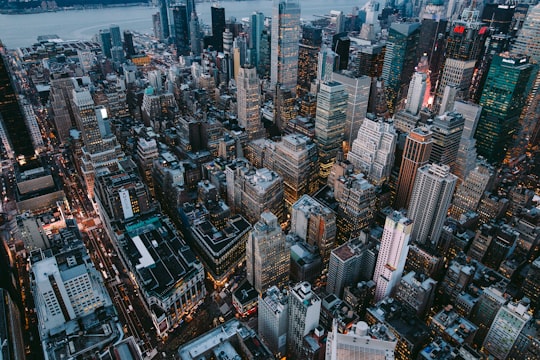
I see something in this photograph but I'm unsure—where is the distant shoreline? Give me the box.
[0,2,153,15]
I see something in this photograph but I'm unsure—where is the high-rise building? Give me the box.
[453,100,482,181]
[271,0,301,93]
[471,286,507,346]
[172,5,189,55]
[287,282,321,359]
[475,53,535,163]
[429,111,465,171]
[511,3,540,60]
[211,5,225,52]
[331,72,371,147]
[123,30,135,58]
[49,75,76,143]
[332,32,350,71]
[190,11,202,55]
[522,257,540,309]
[395,271,437,318]
[297,25,322,97]
[483,299,532,360]
[258,286,289,356]
[394,127,432,210]
[373,211,412,301]
[347,114,397,186]
[418,2,447,92]
[250,12,265,66]
[158,0,169,40]
[326,321,397,360]
[109,24,122,48]
[381,22,421,114]
[291,195,336,265]
[450,163,493,219]
[405,72,428,116]
[408,163,457,248]
[0,288,26,360]
[315,81,348,181]
[237,65,264,140]
[274,85,296,131]
[246,211,289,294]
[99,29,112,58]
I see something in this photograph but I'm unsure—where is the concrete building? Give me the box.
[258,286,288,356]
[395,271,437,318]
[429,112,465,172]
[453,100,482,181]
[408,164,457,248]
[291,195,336,265]
[450,163,493,219]
[373,211,412,301]
[246,211,289,294]
[431,305,478,347]
[237,65,264,140]
[347,114,397,185]
[287,282,321,359]
[326,320,397,360]
[483,299,532,359]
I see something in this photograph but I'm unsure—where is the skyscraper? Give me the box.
[381,22,421,114]
[297,25,322,97]
[237,65,264,140]
[408,163,457,248]
[475,53,535,163]
[287,282,321,359]
[158,0,169,40]
[332,32,350,71]
[172,4,189,55]
[123,30,135,58]
[250,12,265,66]
[271,0,301,93]
[450,163,493,220]
[315,81,348,181]
[99,29,112,58]
[109,24,122,48]
[373,211,412,301]
[453,100,482,181]
[347,114,396,185]
[405,72,428,116]
[246,211,289,294]
[394,127,433,210]
[211,5,225,52]
[189,11,202,55]
[429,111,465,171]
[258,286,289,356]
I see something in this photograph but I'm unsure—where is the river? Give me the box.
[0,0,367,48]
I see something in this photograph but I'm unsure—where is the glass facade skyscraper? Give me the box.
[475,53,535,163]
[271,0,301,93]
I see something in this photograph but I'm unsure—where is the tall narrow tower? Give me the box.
[237,65,264,140]
[246,211,289,294]
[408,163,458,248]
[394,127,432,210]
[271,0,301,93]
[373,211,412,301]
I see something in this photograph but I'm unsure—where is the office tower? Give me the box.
[512,3,540,60]
[522,257,540,309]
[49,75,76,143]
[271,0,301,93]
[437,58,476,108]
[159,0,169,39]
[123,30,135,58]
[475,53,535,163]
[274,86,296,131]
[431,307,478,347]
[343,281,376,319]
[331,72,370,147]
[348,114,396,185]
[418,2,447,92]
[453,100,482,181]
[186,0,195,32]
[429,111,464,171]
[72,90,124,197]
[109,24,122,48]
[326,237,374,298]
[211,5,225,52]
[250,12,265,66]
[333,173,376,243]
[190,11,202,55]
[484,299,532,360]
[332,32,350,71]
[471,286,507,346]
[450,164,492,219]
[395,271,437,318]
[353,43,385,78]
[405,72,428,116]
[111,46,125,63]
[315,81,348,181]
[0,288,26,360]
[381,22,421,114]
[172,5,189,55]
[291,195,336,265]
[297,25,323,97]
[258,30,271,78]
[246,211,289,294]
[233,35,248,78]
[408,164,457,247]
[264,134,319,208]
[136,137,159,194]
[99,29,112,58]
[258,286,289,356]
[287,282,321,359]
[223,28,233,55]
[373,211,412,301]
[237,65,264,140]
[326,321,397,360]
[317,47,338,83]
[394,127,432,210]
[234,168,284,224]
[152,12,162,39]
[481,3,516,34]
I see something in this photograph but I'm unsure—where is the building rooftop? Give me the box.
[191,214,251,256]
[432,305,478,345]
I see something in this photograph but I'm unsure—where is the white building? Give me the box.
[258,286,289,356]
[287,282,321,359]
[373,211,412,301]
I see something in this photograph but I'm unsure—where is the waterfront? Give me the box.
[0,0,365,48]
